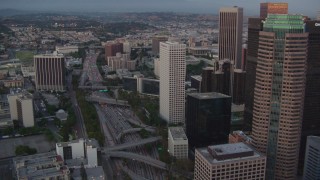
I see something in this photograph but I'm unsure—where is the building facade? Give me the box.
[8,92,34,127]
[219,7,243,69]
[233,69,246,105]
[152,36,168,55]
[168,127,188,159]
[56,139,99,167]
[303,136,320,180]
[194,143,266,180]
[260,2,288,19]
[244,17,263,131]
[105,42,123,60]
[107,53,136,71]
[186,92,231,150]
[34,52,65,91]
[252,14,308,180]
[159,42,186,124]
[299,19,320,173]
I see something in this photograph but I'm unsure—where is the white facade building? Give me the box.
[8,92,34,127]
[123,41,132,54]
[56,139,99,167]
[159,41,186,124]
[168,127,188,159]
[194,143,266,180]
[56,45,79,54]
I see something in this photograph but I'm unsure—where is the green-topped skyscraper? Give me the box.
[251,14,308,180]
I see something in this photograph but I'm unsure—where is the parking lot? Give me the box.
[0,135,54,158]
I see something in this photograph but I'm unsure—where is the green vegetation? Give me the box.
[73,75,104,145]
[186,60,205,79]
[69,48,86,60]
[16,51,34,64]
[15,145,37,156]
[18,127,46,135]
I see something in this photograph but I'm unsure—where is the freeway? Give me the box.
[116,128,156,140]
[79,85,123,90]
[104,136,161,151]
[107,151,167,170]
[86,96,130,106]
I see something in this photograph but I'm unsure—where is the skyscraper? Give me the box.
[303,136,320,180]
[243,17,263,131]
[299,19,320,173]
[152,36,168,55]
[159,41,186,124]
[260,2,288,19]
[34,52,65,91]
[219,7,243,69]
[186,92,231,149]
[252,14,308,179]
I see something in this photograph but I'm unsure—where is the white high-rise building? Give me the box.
[159,41,186,124]
[8,92,34,127]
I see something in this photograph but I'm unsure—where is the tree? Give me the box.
[15,145,37,156]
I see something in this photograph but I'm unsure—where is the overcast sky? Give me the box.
[1,0,319,17]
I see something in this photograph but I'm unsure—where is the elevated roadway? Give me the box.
[107,151,167,170]
[86,96,130,107]
[103,136,161,151]
[116,128,156,140]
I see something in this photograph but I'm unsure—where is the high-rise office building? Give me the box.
[299,19,320,173]
[233,69,246,105]
[34,52,65,91]
[152,36,168,55]
[8,92,34,127]
[186,92,231,150]
[244,17,263,131]
[219,7,243,69]
[159,41,186,124]
[212,60,232,96]
[303,136,320,180]
[105,42,123,61]
[201,67,214,93]
[194,142,266,180]
[260,2,288,19]
[252,14,308,180]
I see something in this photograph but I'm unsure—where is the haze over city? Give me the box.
[0,0,318,17]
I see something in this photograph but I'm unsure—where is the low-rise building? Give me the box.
[3,75,24,88]
[56,139,99,167]
[72,166,105,180]
[13,152,70,180]
[229,130,252,144]
[56,45,78,54]
[168,127,188,159]
[194,143,266,180]
[21,65,35,78]
[107,53,136,71]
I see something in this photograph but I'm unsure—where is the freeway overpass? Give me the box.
[86,96,130,107]
[107,151,167,170]
[103,136,161,151]
[79,85,123,90]
[116,128,156,140]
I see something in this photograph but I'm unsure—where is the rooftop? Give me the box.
[191,75,202,81]
[188,92,230,100]
[169,127,188,141]
[14,152,69,179]
[197,143,264,164]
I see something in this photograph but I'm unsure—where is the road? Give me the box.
[67,73,87,139]
[103,136,161,151]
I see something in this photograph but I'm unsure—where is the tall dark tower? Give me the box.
[243,17,263,131]
[298,19,320,174]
